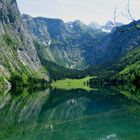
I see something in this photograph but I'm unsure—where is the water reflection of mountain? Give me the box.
[0,86,139,140]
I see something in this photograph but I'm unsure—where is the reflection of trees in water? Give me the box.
[0,86,139,140]
[115,84,140,114]
[0,86,139,125]
[116,84,140,103]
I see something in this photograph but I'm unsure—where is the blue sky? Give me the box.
[17,0,140,25]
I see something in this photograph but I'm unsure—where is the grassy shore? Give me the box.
[51,76,96,91]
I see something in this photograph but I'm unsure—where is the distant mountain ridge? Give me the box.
[89,21,123,32]
[23,14,140,72]
[22,14,108,69]
[90,20,140,65]
[25,14,140,71]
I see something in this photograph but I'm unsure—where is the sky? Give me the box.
[17,0,140,25]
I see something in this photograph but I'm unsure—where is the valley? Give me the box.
[0,0,140,139]
[0,0,140,87]
[22,13,140,87]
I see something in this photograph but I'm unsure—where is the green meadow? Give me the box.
[51,76,96,91]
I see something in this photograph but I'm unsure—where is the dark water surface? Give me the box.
[0,86,140,140]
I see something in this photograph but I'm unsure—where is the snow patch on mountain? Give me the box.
[89,21,123,32]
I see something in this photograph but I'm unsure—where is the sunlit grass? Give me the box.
[51,76,96,91]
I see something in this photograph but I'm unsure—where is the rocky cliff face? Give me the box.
[0,0,44,80]
[23,14,140,70]
[23,14,107,69]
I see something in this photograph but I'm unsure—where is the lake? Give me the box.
[0,85,140,140]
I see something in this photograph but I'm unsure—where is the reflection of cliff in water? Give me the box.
[0,88,50,125]
[0,86,139,140]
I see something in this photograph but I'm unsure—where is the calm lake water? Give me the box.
[0,85,140,140]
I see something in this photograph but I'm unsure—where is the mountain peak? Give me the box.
[89,21,123,32]
[89,22,102,30]
[104,21,123,31]
[105,21,114,26]
[71,20,85,27]
[22,14,33,21]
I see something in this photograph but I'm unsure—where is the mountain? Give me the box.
[0,0,47,86]
[89,21,123,32]
[115,47,140,83]
[0,0,139,87]
[89,22,102,30]
[103,21,123,32]
[89,46,140,85]
[89,20,140,84]
[23,14,140,74]
[22,14,107,69]
[90,20,140,65]
[25,13,139,72]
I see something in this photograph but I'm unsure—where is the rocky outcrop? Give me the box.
[0,0,45,80]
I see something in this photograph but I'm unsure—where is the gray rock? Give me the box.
[0,0,46,80]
